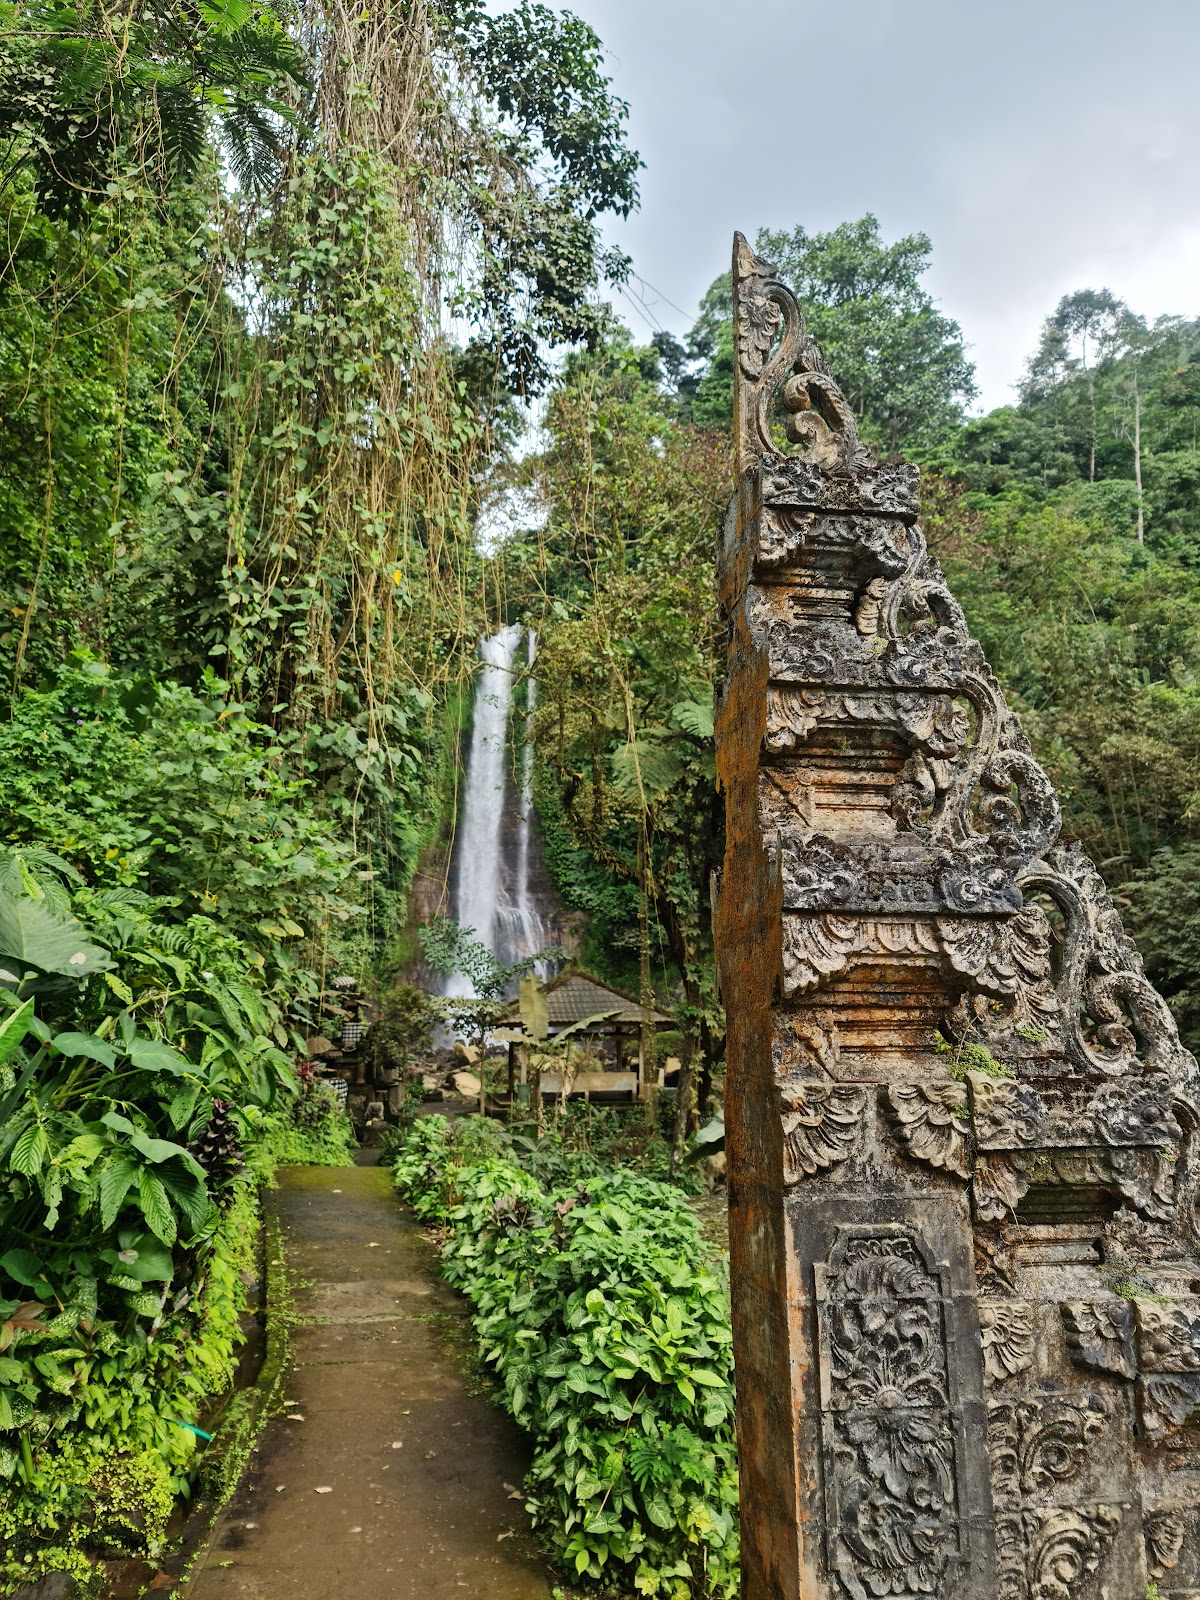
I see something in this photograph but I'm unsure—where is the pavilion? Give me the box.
[501,968,673,1102]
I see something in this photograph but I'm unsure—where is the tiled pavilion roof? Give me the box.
[507,970,673,1029]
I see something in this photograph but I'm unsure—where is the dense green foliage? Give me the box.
[0,660,358,971]
[391,1115,737,1598]
[0,819,353,1587]
[508,337,729,1116]
[0,0,642,1582]
[2,0,1198,1587]
[0,0,641,916]
[930,300,1200,1042]
[0,0,305,210]
[0,1180,259,1591]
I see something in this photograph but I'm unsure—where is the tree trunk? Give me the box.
[637,833,654,1122]
[1133,375,1144,545]
[1088,367,1096,483]
[669,1058,694,1177]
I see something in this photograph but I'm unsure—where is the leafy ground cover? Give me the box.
[0,664,357,1592]
[389,1115,737,1600]
[0,971,351,1595]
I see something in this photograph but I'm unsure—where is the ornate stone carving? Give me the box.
[988,1393,1107,1504]
[1090,1076,1180,1147]
[781,912,941,993]
[815,1226,967,1599]
[989,1394,1118,1597]
[979,1303,1036,1385]
[887,1081,971,1177]
[777,1080,866,1184]
[1144,1509,1185,1579]
[1135,1298,1200,1372]
[975,1232,1018,1296]
[972,1152,1031,1222]
[763,685,967,760]
[1138,1373,1200,1440]
[968,1072,1047,1150]
[1025,1507,1120,1600]
[1108,1145,1177,1221]
[1061,1301,1137,1381]
[718,233,1200,1598]
[938,908,1055,1009]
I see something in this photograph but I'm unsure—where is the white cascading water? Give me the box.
[445,625,548,995]
[497,627,547,968]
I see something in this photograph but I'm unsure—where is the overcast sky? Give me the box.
[563,0,1200,412]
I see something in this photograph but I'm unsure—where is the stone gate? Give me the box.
[715,234,1200,1600]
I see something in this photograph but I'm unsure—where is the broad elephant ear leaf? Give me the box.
[126,1038,190,1074]
[518,973,549,1041]
[0,889,112,977]
[0,1249,47,1290]
[0,1000,34,1066]
[112,1233,175,1283]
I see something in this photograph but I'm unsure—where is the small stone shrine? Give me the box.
[714,234,1200,1600]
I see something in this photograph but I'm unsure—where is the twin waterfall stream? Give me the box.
[445,625,551,995]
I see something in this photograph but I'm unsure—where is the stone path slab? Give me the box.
[184,1163,551,1600]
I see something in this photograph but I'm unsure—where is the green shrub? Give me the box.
[0,1181,258,1591]
[0,659,361,975]
[393,1116,738,1598]
[251,1076,356,1173]
[0,842,348,1590]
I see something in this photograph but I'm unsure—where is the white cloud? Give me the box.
[566,0,1200,412]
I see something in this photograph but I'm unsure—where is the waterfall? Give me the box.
[498,628,547,968]
[445,625,549,996]
[446,624,521,995]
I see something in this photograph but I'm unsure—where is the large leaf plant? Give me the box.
[0,847,291,1485]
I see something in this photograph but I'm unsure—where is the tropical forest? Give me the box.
[0,3,1198,1598]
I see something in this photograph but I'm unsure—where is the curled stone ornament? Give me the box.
[815,1227,967,1600]
[1144,1509,1185,1579]
[778,1080,866,1184]
[979,1303,1036,1385]
[1089,1075,1180,1147]
[1108,1144,1177,1221]
[1135,1298,1200,1372]
[987,1393,1107,1503]
[971,1152,1030,1222]
[967,1072,1047,1150]
[1138,1373,1200,1440]
[1026,1507,1120,1600]
[887,1082,972,1178]
[1061,1301,1137,1382]
[781,914,862,993]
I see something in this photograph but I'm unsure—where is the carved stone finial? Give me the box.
[717,233,1200,1599]
[731,231,865,478]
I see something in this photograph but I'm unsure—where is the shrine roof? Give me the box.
[509,970,673,1029]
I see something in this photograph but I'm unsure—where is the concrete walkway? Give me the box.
[185,1163,551,1600]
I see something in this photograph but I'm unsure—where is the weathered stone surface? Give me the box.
[715,234,1200,1599]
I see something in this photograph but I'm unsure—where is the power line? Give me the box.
[629,272,691,325]
[616,283,660,335]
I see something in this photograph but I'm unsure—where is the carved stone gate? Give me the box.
[715,235,1200,1600]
